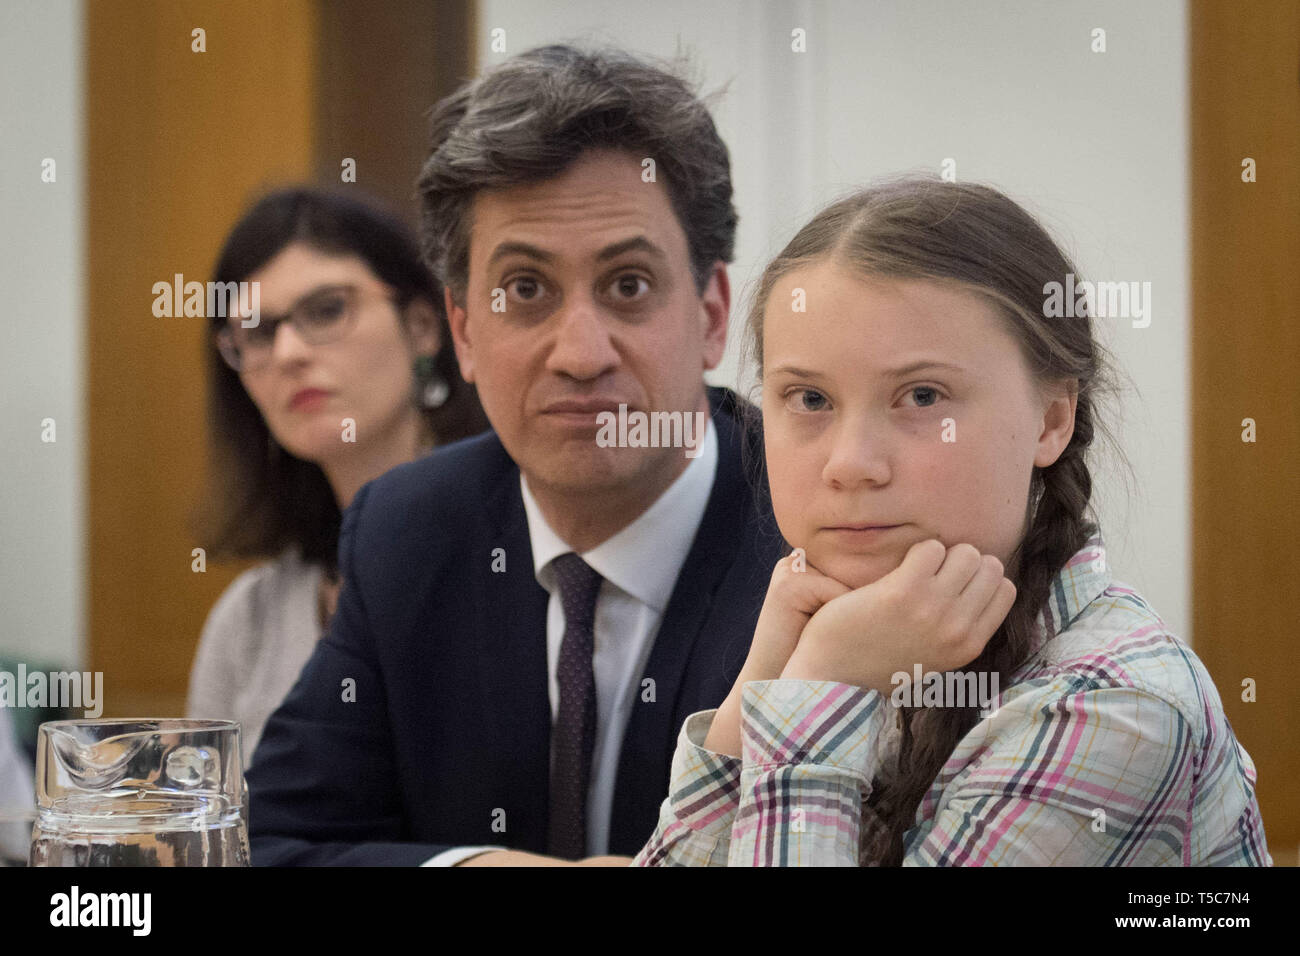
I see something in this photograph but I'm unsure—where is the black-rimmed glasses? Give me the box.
[214,284,397,372]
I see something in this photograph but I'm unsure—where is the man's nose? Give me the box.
[545,293,620,381]
[821,415,892,488]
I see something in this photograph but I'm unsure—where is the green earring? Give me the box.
[414,355,449,409]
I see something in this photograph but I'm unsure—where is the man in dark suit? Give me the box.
[247,44,785,865]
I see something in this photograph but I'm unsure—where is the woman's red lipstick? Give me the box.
[289,388,331,411]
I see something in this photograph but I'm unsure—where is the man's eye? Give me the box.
[783,388,829,413]
[608,274,649,301]
[506,276,544,302]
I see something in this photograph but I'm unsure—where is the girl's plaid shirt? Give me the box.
[633,534,1272,866]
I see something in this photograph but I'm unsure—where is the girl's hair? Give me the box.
[743,175,1126,865]
[197,186,490,574]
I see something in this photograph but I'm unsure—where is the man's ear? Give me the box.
[444,285,475,384]
[1033,380,1078,467]
[698,260,730,372]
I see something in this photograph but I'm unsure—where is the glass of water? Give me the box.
[30,718,248,867]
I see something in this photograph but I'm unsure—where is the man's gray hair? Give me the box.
[416,44,737,304]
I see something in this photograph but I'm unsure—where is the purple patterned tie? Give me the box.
[547,552,602,860]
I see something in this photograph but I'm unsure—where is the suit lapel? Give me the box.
[476,440,553,852]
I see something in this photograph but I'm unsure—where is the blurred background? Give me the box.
[1,0,1296,860]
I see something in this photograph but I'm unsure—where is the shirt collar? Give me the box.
[521,419,718,613]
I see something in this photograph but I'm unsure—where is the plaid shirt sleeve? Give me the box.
[727,680,888,865]
[633,710,743,866]
[638,676,1234,866]
[633,681,886,867]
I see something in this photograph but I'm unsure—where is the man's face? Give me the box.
[446,148,729,499]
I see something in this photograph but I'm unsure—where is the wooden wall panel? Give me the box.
[1190,0,1300,863]
[86,0,319,717]
[315,0,477,223]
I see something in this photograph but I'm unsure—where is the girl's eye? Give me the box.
[608,273,650,301]
[905,386,941,408]
[783,388,829,413]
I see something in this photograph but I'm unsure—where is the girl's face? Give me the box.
[235,243,438,467]
[761,259,1077,590]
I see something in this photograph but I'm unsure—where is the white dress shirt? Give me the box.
[424,420,718,865]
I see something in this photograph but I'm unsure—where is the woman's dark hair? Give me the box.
[198,186,489,573]
[743,175,1130,865]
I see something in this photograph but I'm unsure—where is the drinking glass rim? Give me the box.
[39,717,239,734]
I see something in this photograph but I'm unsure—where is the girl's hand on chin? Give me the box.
[742,552,853,684]
[703,552,850,757]
[780,539,1016,696]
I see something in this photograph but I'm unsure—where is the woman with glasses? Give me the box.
[188,187,489,766]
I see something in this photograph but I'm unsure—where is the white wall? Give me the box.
[476,0,1190,639]
[0,0,85,667]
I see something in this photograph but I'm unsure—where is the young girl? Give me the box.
[633,177,1271,867]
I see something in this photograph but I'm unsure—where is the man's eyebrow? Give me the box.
[486,236,667,269]
[486,241,554,267]
[596,236,667,262]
